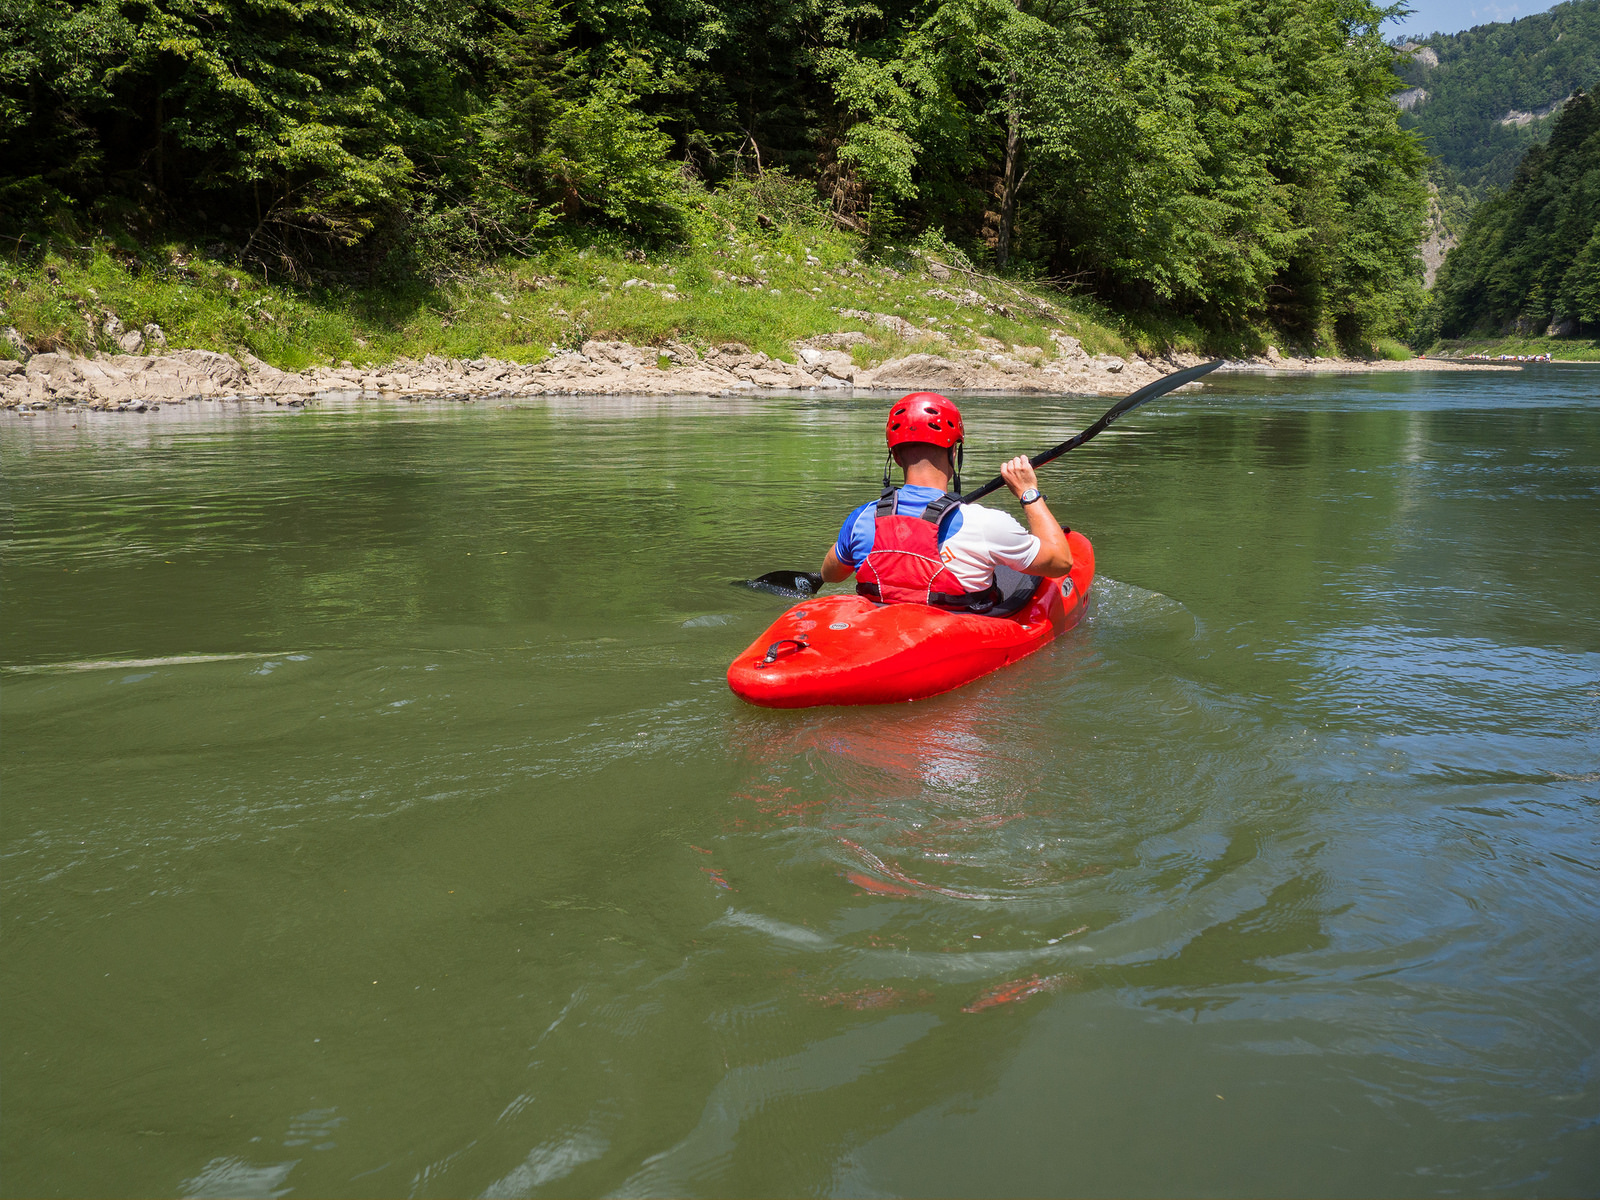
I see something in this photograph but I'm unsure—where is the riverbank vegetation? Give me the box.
[1413,87,1600,351]
[0,194,1166,370]
[2,0,1430,358]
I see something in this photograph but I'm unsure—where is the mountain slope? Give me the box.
[1394,0,1600,194]
[1425,88,1600,339]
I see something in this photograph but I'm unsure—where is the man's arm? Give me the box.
[820,545,854,583]
[1000,455,1073,576]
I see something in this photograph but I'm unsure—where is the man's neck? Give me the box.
[901,464,951,491]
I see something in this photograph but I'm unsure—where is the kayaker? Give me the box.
[819,392,1075,609]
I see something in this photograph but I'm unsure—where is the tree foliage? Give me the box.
[2,0,1429,342]
[1426,87,1600,338]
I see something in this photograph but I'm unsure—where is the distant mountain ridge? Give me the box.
[1393,0,1600,195]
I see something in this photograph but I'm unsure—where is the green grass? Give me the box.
[1423,334,1600,362]
[1,225,1302,371]
[1373,338,1416,361]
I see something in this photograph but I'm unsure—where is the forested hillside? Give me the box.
[2,0,1429,346]
[1421,88,1600,341]
[1394,0,1600,196]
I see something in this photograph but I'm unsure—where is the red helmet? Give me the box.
[886,392,964,449]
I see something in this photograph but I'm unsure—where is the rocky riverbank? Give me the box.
[0,331,1513,413]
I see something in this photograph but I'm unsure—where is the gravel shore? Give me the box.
[0,334,1515,415]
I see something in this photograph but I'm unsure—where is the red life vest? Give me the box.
[855,489,998,610]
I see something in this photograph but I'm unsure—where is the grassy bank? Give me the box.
[1423,334,1600,361]
[2,221,1288,372]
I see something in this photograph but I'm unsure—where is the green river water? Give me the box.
[2,367,1597,1197]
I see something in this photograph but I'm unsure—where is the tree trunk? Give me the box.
[997,72,1021,271]
[154,93,164,192]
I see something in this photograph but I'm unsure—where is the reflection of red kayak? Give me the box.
[728,531,1094,708]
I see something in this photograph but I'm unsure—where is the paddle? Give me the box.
[731,358,1223,592]
[956,357,1223,503]
[734,570,826,597]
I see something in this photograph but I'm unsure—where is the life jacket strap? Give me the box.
[919,494,960,527]
[873,489,960,527]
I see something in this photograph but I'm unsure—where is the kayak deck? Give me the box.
[728,530,1094,708]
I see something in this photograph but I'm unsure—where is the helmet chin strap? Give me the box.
[881,452,894,490]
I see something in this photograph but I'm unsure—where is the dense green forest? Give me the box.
[1420,86,1600,340]
[1394,0,1600,198]
[2,0,1430,347]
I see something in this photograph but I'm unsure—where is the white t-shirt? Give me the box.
[834,486,1041,593]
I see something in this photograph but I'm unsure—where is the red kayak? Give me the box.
[728,531,1095,707]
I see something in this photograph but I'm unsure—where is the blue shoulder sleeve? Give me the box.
[834,501,876,567]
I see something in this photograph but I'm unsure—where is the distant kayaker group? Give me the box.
[1436,352,1556,362]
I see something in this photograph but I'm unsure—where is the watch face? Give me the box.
[1021,488,1040,503]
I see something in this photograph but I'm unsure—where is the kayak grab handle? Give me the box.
[755,637,809,668]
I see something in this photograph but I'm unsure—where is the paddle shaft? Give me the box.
[736,359,1222,590]
[957,359,1223,503]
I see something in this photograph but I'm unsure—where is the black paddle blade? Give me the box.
[733,570,825,598]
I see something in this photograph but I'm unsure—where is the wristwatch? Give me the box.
[1019,487,1046,506]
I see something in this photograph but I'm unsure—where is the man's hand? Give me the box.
[1000,455,1039,498]
[999,454,1072,577]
